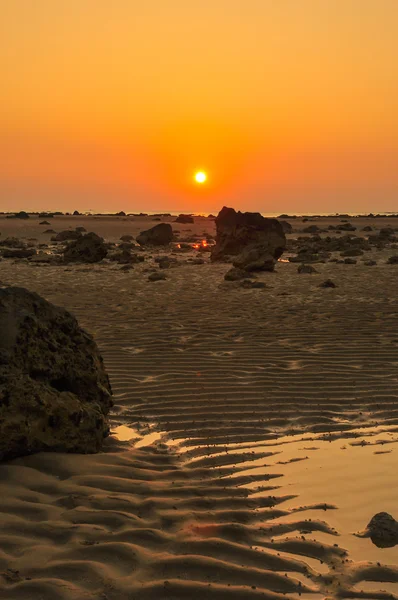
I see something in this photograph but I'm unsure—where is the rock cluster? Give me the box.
[63,232,108,263]
[211,207,286,271]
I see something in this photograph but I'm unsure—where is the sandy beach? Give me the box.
[0,213,397,600]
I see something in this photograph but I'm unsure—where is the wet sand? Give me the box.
[0,214,397,599]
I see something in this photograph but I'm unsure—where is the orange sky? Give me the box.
[1,0,398,214]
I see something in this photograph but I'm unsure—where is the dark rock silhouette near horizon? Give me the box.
[0,287,113,460]
[136,223,173,246]
[211,206,286,271]
[63,232,108,263]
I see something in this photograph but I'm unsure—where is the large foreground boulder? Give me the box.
[63,232,107,263]
[136,223,173,246]
[365,512,398,548]
[0,287,113,460]
[211,207,286,270]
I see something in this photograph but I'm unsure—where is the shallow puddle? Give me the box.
[111,425,166,447]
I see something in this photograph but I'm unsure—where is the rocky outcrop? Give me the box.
[137,223,173,246]
[211,207,286,271]
[2,248,36,259]
[0,287,113,460]
[0,238,26,248]
[63,233,108,263]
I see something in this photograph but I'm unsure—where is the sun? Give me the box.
[194,171,207,184]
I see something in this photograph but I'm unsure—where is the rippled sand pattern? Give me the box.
[0,217,397,599]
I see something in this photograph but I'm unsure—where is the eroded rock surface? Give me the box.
[137,223,173,246]
[63,233,108,263]
[0,287,113,460]
[211,207,286,271]
[366,512,398,548]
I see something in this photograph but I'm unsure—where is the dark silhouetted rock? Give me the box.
[341,248,364,257]
[148,271,167,281]
[0,237,26,248]
[339,222,356,231]
[280,221,293,234]
[362,225,373,232]
[175,214,194,224]
[73,210,80,216]
[63,233,107,263]
[233,248,276,272]
[302,225,320,234]
[379,227,395,238]
[344,258,357,264]
[44,229,56,234]
[108,249,135,264]
[211,207,285,271]
[40,221,51,225]
[224,267,252,281]
[76,226,87,233]
[2,248,36,259]
[319,279,336,288]
[120,235,134,242]
[0,287,113,460]
[29,252,58,264]
[116,211,126,216]
[7,211,30,220]
[387,255,398,264]
[366,512,398,548]
[298,264,317,274]
[53,230,82,242]
[137,223,173,246]
[239,280,266,289]
[364,260,377,266]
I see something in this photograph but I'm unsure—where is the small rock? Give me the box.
[148,271,167,281]
[175,214,194,224]
[319,279,336,288]
[298,264,317,274]
[344,258,357,264]
[239,280,266,289]
[387,255,398,264]
[224,267,252,281]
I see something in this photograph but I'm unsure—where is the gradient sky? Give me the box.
[1,0,398,214]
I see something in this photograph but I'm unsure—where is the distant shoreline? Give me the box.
[1,211,398,219]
